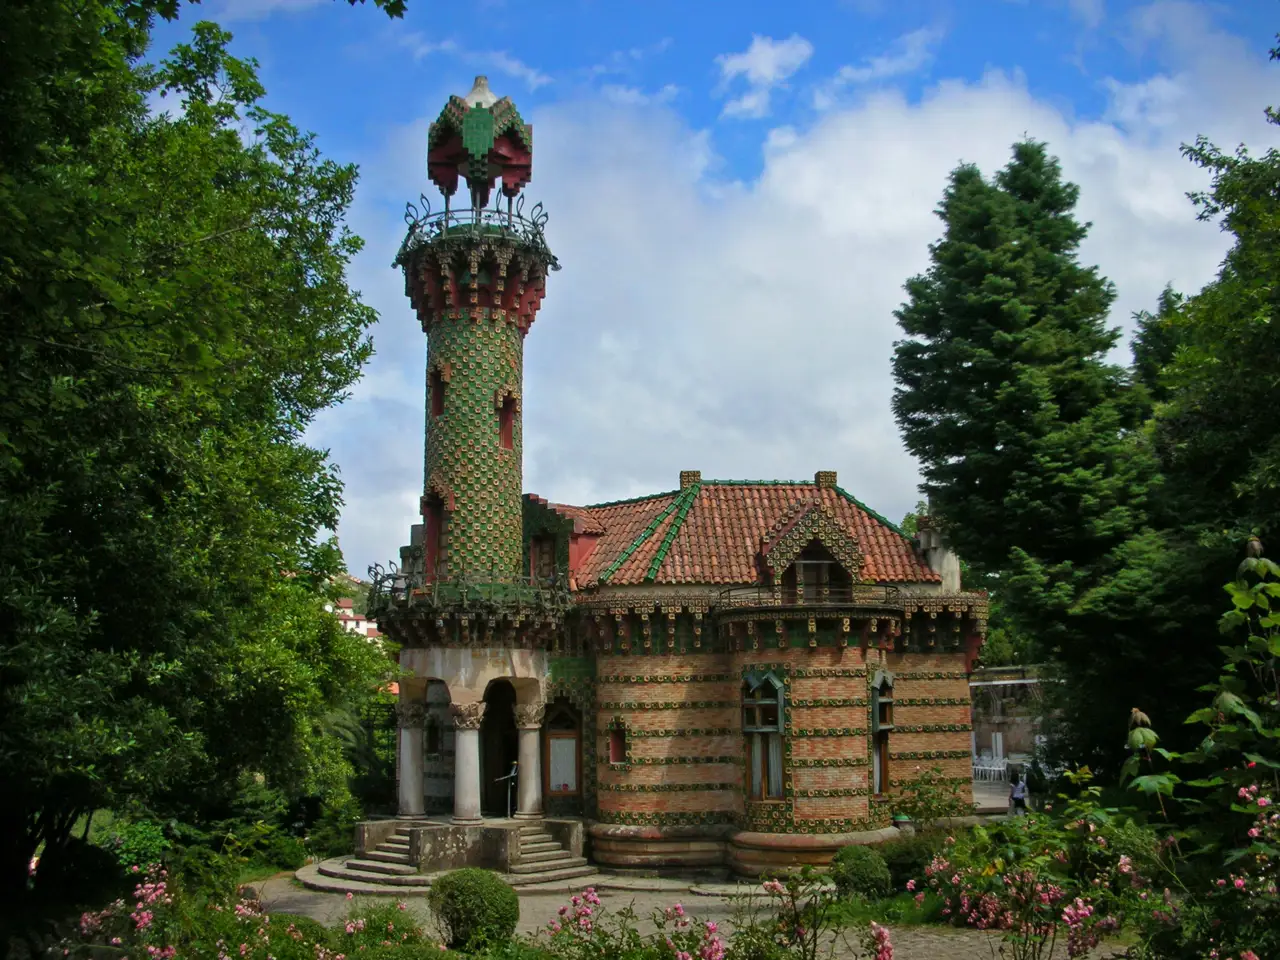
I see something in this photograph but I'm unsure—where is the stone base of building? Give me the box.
[352,817,590,882]
[587,823,902,877]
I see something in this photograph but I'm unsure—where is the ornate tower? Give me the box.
[397,76,558,585]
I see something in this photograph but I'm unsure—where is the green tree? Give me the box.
[890,141,1180,769]
[0,5,396,918]
[891,140,1154,581]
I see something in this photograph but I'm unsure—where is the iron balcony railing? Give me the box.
[367,562,572,616]
[394,190,559,269]
[716,584,901,609]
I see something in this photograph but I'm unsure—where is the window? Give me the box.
[498,395,516,450]
[782,541,850,603]
[424,496,446,580]
[429,368,446,418]
[543,700,580,796]
[608,725,627,765]
[743,674,785,800]
[531,536,556,581]
[871,672,894,796]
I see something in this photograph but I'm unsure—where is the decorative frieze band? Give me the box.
[893,723,972,733]
[790,727,868,737]
[593,810,731,827]
[894,697,971,706]
[788,698,867,708]
[619,727,735,738]
[791,757,869,768]
[597,673,734,684]
[598,782,738,793]
[896,671,970,679]
[891,750,970,760]
[627,756,742,765]
[597,700,736,711]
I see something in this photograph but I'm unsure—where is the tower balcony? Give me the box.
[368,563,572,648]
[394,190,559,273]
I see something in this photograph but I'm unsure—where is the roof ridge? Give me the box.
[582,488,679,509]
[833,485,911,540]
[597,495,684,584]
[702,479,811,486]
[644,482,701,581]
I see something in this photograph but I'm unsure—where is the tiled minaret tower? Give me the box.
[398,76,557,586]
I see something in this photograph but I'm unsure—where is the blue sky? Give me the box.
[153,0,1279,578]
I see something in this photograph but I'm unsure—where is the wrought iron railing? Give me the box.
[715,584,901,609]
[367,561,572,617]
[394,190,559,269]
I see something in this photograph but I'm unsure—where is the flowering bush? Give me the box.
[531,886,720,960]
[912,773,1157,959]
[728,868,893,960]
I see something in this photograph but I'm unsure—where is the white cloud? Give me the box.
[716,34,814,119]
[601,84,680,106]
[398,32,550,89]
[315,6,1279,577]
[815,26,943,109]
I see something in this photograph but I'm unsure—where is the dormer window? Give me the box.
[743,672,785,800]
[782,541,851,603]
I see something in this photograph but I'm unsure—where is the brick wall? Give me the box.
[591,645,974,829]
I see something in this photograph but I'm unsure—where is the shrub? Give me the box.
[335,900,428,952]
[101,818,172,872]
[427,868,519,950]
[876,832,947,892]
[257,829,308,869]
[268,913,331,946]
[828,845,892,901]
[30,837,124,907]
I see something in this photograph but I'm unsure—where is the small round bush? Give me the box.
[828,845,892,901]
[877,832,946,891]
[427,868,519,950]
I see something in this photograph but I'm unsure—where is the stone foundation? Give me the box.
[727,827,900,877]
[588,823,734,873]
[355,817,585,874]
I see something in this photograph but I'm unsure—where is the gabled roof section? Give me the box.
[759,498,865,581]
[524,494,605,535]
[562,480,939,587]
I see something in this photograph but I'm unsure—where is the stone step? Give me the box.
[518,832,553,845]
[517,823,546,833]
[376,842,411,855]
[518,849,572,865]
[508,856,588,875]
[344,858,418,877]
[383,835,411,846]
[505,864,597,887]
[316,863,432,887]
[360,850,414,866]
[519,841,561,854]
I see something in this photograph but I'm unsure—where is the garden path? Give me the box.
[258,874,1124,959]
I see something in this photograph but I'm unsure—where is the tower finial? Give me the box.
[463,75,498,108]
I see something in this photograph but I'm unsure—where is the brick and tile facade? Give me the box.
[370,76,986,877]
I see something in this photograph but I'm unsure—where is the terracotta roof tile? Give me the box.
[566,481,938,587]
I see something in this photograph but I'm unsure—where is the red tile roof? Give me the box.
[569,482,938,586]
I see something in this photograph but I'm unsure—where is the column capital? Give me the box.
[451,701,486,730]
[396,701,427,729]
[514,701,545,730]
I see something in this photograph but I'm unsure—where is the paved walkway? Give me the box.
[259,874,1122,959]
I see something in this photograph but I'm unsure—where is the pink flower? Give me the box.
[1234,877,1246,889]
[705,922,718,934]
[1241,951,1259,960]
[346,892,354,900]
[906,880,916,891]
[1258,797,1271,808]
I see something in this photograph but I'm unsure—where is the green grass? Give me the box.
[237,861,288,885]
[829,891,948,928]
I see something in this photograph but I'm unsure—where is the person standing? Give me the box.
[1009,769,1028,815]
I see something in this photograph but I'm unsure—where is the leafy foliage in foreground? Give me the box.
[0,0,390,924]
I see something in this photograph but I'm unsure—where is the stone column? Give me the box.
[513,702,545,820]
[396,700,427,818]
[451,701,485,825]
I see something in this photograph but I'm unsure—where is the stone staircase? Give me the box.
[316,825,430,888]
[302,821,594,894]
[506,822,594,887]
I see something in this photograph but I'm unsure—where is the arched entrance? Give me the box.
[480,679,519,817]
